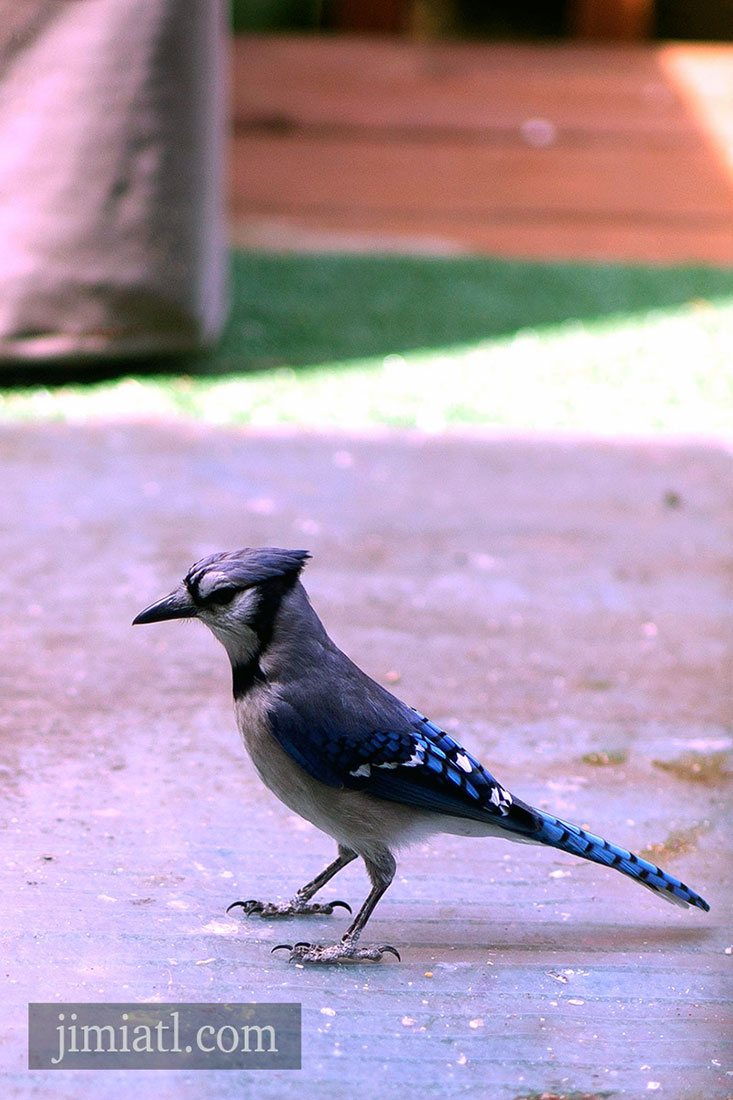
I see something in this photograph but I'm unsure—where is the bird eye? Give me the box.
[207,586,237,606]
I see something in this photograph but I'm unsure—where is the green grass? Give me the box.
[2,251,732,434]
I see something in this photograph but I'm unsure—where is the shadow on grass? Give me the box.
[3,250,733,385]
[217,251,733,373]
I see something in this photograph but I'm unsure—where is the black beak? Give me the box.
[132,587,197,625]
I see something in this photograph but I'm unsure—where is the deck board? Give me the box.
[230,36,733,262]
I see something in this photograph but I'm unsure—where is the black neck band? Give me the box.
[232,659,266,698]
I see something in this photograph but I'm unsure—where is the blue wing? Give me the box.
[267,701,525,826]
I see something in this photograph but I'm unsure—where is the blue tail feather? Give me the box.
[534,810,709,911]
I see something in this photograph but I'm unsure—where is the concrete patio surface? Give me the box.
[1,422,731,1098]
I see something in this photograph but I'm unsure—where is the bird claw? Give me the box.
[227,898,352,918]
[271,940,401,964]
[310,897,349,915]
[321,899,353,915]
[227,899,263,916]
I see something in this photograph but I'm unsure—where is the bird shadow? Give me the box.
[407,919,712,956]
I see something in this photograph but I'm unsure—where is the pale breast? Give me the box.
[233,689,442,859]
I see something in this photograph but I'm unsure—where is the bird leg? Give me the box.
[227,845,357,919]
[273,848,401,962]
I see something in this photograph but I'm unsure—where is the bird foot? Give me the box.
[272,939,401,964]
[226,898,352,919]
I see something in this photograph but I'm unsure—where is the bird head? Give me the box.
[132,547,311,662]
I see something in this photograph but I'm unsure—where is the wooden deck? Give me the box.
[230,35,733,263]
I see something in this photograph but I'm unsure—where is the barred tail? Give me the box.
[534,811,709,911]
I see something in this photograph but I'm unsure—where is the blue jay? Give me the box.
[133,547,709,963]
